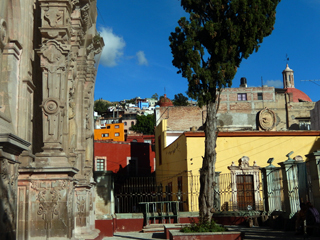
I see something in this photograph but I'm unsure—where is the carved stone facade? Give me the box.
[0,0,103,239]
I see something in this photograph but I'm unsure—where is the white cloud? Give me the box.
[264,80,283,88]
[136,51,148,66]
[99,27,126,67]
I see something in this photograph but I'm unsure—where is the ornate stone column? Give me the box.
[35,0,73,168]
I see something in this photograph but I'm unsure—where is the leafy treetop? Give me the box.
[173,93,189,106]
[170,0,280,107]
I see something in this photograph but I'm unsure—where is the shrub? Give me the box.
[180,218,226,233]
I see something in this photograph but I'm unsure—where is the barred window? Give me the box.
[237,93,247,101]
[96,159,105,171]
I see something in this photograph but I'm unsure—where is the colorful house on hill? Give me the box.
[94,123,125,141]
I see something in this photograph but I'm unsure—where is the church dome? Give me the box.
[285,88,312,102]
[159,94,173,107]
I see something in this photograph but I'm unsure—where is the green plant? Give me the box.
[180,218,226,233]
[93,32,102,43]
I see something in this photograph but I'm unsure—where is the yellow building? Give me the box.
[155,119,320,212]
[94,123,125,142]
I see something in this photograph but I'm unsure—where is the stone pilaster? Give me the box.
[0,134,30,240]
[306,150,320,210]
[261,159,283,214]
[35,0,73,168]
[278,152,300,218]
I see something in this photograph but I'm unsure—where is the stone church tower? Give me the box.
[0,0,103,239]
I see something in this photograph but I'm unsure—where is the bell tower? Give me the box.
[282,64,294,88]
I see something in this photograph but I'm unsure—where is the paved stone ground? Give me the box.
[103,226,320,240]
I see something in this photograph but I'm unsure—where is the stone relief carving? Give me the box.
[31,180,67,229]
[1,159,9,182]
[67,182,75,238]
[43,98,60,115]
[81,4,90,27]
[41,40,68,72]
[71,0,80,6]
[239,156,249,168]
[0,19,8,50]
[76,195,86,225]
[259,107,276,131]
[44,7,63,27]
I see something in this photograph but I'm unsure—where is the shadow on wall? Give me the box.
[94,142,155,212]
[0,173,15,240]
[308,137,320,155]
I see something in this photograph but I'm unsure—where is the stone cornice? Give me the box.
[183,131,320,138]
[0,133,31,155]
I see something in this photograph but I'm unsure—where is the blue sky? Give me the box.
[95,0,320,102]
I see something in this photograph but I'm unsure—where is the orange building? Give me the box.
[94,123,125,141]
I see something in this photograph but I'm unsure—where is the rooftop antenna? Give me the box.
[261,76,264,108]
[301,79,320,87]
[285,54,289,65]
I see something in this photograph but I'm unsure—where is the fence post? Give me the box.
[262,159,283,215]
[214,172,221,211]
[306,150,320,210]
[278,152,300,219]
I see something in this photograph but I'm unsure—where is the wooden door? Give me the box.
[236,175,254,210]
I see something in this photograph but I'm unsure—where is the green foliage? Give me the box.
[94,99,111,114]
[151,93,159,100]
[130,114,155,135]
[180,219,226,233]
[126,98,136,104]
[169,0,281,107]
[173,93,189,106]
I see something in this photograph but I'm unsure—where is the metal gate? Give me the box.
[114,176,160,213]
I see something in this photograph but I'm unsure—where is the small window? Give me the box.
[299,120,311,130]
[115,132,120,137]
[131,121,134,126]
[237,93,247,101]
[132,139,137,142]
[102,133,109,137]
[107,126,111,129]
[257,92,263,100]
[144,139,152,144]
[115,125,119,129]
[96,159,105,171]
[124,122,127,126]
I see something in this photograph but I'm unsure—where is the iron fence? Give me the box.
[114,172,264,213]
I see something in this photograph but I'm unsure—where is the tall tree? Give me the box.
[169,0,280,223]
[173,93,189,106]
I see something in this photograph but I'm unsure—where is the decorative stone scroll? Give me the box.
[258,107,276,131]
[0,19,8,50]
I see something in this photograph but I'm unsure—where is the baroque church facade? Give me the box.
[0,0,103,239]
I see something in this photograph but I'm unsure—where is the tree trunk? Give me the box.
[199,100,217,223]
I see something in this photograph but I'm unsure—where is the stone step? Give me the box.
[141,224,165,233]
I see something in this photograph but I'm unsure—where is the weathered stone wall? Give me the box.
[0,0,103,239]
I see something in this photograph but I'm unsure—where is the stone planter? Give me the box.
[169,229,244,240]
